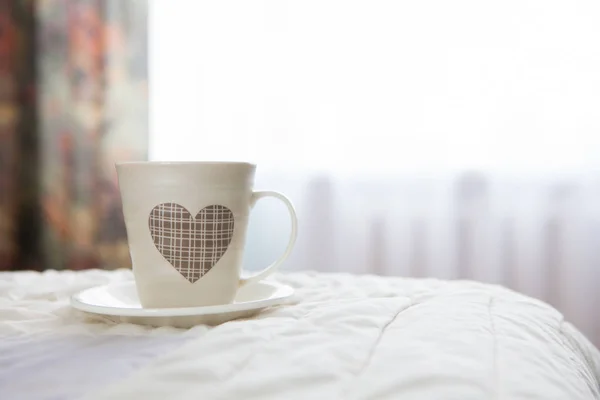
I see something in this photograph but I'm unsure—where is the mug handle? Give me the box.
[239,190,298,286]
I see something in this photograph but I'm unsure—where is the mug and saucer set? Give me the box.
[71,162,298,327]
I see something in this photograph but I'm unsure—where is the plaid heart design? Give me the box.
[148,203,235,283]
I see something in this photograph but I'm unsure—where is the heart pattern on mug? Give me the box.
[148,203,235,283]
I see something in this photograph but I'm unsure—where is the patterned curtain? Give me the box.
[0,0,148,271]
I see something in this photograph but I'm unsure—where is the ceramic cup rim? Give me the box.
[116,161,256,168]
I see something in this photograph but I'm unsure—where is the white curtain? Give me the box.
[149,0,600,344]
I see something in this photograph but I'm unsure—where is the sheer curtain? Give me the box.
[149,0,600,344]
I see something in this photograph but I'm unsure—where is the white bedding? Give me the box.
[1,269,599,400]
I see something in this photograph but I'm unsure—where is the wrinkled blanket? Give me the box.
[1,269,599,400]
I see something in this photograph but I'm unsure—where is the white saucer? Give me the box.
[70,280,295,328]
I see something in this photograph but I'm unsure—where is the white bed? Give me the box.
[1,269,599,399]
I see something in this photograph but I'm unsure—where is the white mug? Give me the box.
[116,161,298,308]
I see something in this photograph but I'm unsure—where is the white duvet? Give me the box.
[1,269,599,400]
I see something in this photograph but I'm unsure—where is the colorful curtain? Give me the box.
[0,0,148,271]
